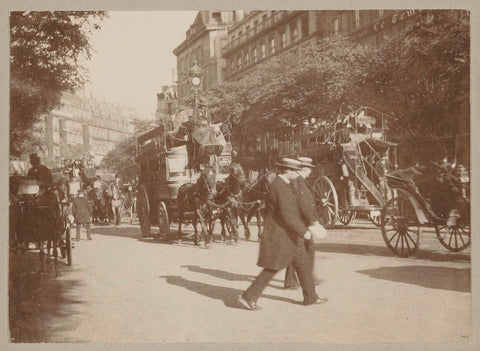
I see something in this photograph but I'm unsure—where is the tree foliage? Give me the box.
[10,11,107,157]
[206,38,380,144]
[370,10,470,165]
[205,10,469,167]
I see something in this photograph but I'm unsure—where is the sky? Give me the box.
[83,11,197,119]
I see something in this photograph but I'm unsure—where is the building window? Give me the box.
[237,55,242,69]
[261,43,266,58]
[355,10,360,28]
[291,26,298,42]
[253,47,258,62]
[231,34,236,43]
[280,32,286,48]
[378,9,384,18]
[245,51,249,65]
[301,15,309,38]
[332,18,339,36]
[270,37,275,53]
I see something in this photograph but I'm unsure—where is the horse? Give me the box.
[177,165,217,247]
[210,163,247,244]
[110,182,123,226]
[238,169,276,241]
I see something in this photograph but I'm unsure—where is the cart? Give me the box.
[11,177,72,267]
[135,122,232,239]
[380,162,470,257]
[281,107,397,228]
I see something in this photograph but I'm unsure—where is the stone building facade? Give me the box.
[41,92,135,166]
[173,11,239,104]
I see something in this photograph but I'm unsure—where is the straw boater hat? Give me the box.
[276,158,301,170]
[297,157,315,168]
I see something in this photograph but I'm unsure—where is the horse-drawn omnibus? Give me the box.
[279,106,398,228]
[135,121,233,242]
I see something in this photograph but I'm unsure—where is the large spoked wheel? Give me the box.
[381,196,421,257]
[312,176,338,228]
[435,218,470,252]
[368,210,382,227]
[339,210,356,225]
[137,185,151,237]
[157,201,170,239]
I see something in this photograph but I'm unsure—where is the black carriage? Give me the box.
[135,122,232,239]
[10,177,72,267]
[280,106,397,228]
[380,162,470,257]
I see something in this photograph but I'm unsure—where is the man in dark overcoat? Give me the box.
[238,158,325,311]
[27,153,52,185]
[284,157,319,289]
[72,189,92,241]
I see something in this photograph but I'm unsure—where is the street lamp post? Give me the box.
[188,61,203,131]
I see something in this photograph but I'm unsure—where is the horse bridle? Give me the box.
[196,171,216,199]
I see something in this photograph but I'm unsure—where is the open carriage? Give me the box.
[280,106,397,228]
[380,162,470,257]
[10,176,72,267]
[135,121,232,239]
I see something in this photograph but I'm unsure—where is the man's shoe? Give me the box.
[238,295,262,311]
[284,285,299,290]
[304,297,329,306]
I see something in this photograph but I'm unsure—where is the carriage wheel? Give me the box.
[66,226,72,266]
[368,210,382,227]
[435,220,470,252]
[312,176,338,228]
[137,185,151,237]
[381,196,421,257]
[339,210,356,225]
[157,201,170,239]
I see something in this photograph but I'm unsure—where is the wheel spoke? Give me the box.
[388,230,399,244]
[394,231,401,250]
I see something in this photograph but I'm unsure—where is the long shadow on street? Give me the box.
[315,242,470,263]
[9,250,86,342]
[180,265,284,288]
[357,265,471,292]
[159,275,301,309]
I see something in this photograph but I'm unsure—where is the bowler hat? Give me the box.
[297,157,315,168]
[276,158,301,170]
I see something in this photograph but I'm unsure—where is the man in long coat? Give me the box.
[238,158,324,311]
[284,157,321,289]
[72,189,92,241]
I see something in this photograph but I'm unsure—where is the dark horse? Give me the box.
[211,163,246,244]
[177,166,217,247]
[238,169,276,241]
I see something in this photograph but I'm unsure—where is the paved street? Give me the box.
[9,218,471,343]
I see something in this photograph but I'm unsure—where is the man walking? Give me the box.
[72,189,92,241]
[238,158,327,311]
[284,157,324,289]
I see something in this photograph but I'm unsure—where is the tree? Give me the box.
[368,10,470,166]
[204,38,380,152]
[10,11,107,157]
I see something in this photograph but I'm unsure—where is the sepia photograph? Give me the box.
[4,2,476,348]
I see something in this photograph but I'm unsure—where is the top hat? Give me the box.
[276,158,301,170]
[297,157,315,168]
